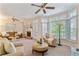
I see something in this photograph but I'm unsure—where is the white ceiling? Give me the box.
[0,3,79,19]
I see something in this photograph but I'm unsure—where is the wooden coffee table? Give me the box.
[32,42,48,56]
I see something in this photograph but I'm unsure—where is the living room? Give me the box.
[0,3,79,56]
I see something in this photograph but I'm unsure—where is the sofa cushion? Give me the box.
[13,42,23,47]
[2,45,24,56]
[4,41,16,54]
[0,38,9,55]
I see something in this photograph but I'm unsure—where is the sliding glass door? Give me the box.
[48,21,66,39]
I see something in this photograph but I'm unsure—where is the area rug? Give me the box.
[17,39,71,56]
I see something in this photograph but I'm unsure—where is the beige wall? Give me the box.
[0,17,32,33]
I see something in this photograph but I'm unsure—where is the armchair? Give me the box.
[43,33,56,47]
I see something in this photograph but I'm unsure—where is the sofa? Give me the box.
[2,43,24,56]
[0,32,25,56]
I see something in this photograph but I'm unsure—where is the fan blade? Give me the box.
[31,4,41,7]
[46,7,55,9]
[35,9,40,14]
[12,17,19,22]
[43,3,47,7]
[43,9,46,14]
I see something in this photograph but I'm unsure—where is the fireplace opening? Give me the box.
[27,31,31,37]
[27,31,32,39]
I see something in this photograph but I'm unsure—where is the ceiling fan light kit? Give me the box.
[12,16,19,22]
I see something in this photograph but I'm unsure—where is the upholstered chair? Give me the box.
[43,33,56,47]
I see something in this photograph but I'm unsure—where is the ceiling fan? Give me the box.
[31,3,55,14]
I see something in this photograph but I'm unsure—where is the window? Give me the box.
[42,23,47,35]
[68,9,77,40]
[41,19,48,36]
[70,18,76,40]
[32,20,39,37]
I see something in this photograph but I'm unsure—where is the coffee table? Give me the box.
[32,42,48,56]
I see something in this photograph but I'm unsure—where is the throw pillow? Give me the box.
[0,42,5,55]
[0,38,6,55]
